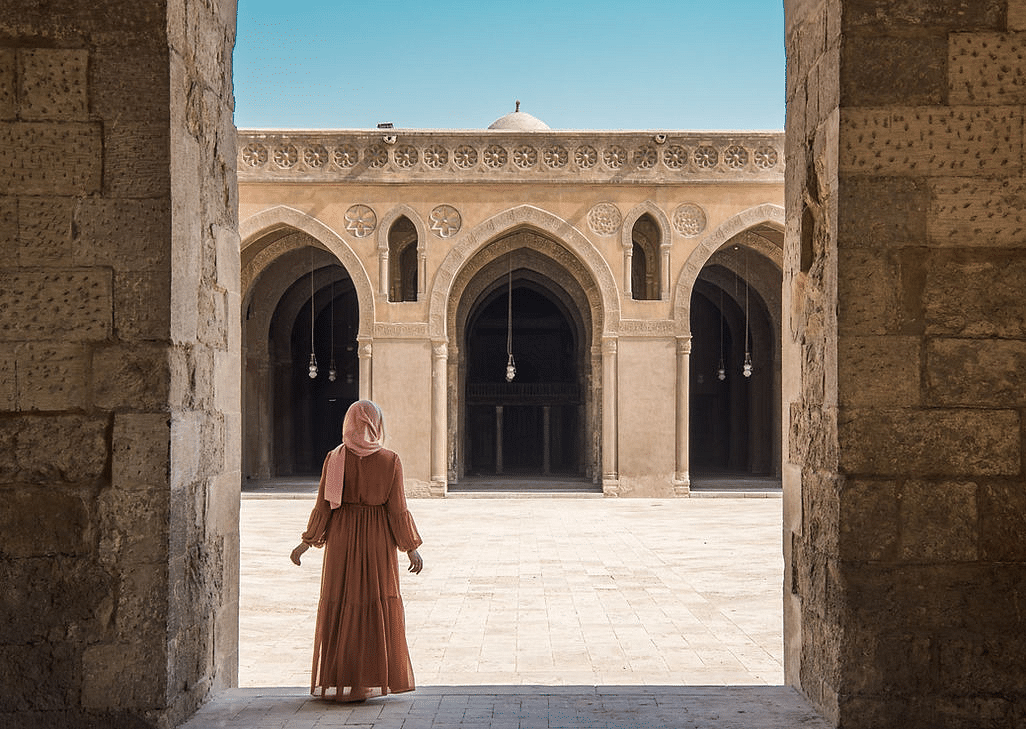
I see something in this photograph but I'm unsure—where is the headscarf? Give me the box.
[323,400,385,509]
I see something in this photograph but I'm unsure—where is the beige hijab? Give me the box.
[323,400,385,509]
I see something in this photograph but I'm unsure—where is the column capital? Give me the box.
[676,336,692,355]
[602,337,618,355]
[432,340,448,359]
[358,341,372,359]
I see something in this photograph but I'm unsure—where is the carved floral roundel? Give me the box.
[588,202,622,236]
[345,205,377,237]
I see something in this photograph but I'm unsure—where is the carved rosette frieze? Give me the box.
[429,205,461,238]
[344,204,377,237]
[672,203,707,237]
[237,131,784,183]
[588,203,622,236]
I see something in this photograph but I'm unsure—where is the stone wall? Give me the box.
[0,2,239,727]
[785,1,1026,726]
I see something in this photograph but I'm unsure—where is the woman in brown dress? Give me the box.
[290,400,423,702]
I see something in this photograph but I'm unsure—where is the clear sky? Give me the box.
[233,1,785,131]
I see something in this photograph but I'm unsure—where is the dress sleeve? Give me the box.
[385,454,423,552]
[300,454,333,548]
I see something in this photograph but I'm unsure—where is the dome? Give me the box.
[487,102,550,131]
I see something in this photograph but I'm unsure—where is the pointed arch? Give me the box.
[377,204,428,300]
[672,203,784,336]
[621,202,672,301]
[239,205,375,338]
[427,204,620,340]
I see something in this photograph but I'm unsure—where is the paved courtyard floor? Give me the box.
[182,492,829,728]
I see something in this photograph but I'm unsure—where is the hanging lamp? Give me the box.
[307,250,318,379]
[328,278,337,382]
[742,247,753,378]
[505,252,516,382]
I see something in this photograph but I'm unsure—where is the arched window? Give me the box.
[388,217,418,301]
[631,214,660,300]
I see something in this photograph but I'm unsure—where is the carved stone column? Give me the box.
[430,340,448,496]
[623,247,633,298]
[674,336,692,495]
[661,245,672,301]
[601,337,618,494]
[418,251,427,297]
[358,338,372,400]
[377,249,388,298]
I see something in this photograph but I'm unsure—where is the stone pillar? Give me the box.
[601,337,618,493]
[358,338,372,400]
[0,2,240,727]
[418,250,427,297]
[623,246,633,298]
[660,246,671,301]
[674,336,691,495]
[785,2,1026,727]
[495,405,504,474]
[377,248,389,298]
[430,340,448,496]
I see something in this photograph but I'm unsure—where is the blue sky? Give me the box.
[234,1,785,131]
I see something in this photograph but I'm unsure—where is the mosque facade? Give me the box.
[237,109,785,497]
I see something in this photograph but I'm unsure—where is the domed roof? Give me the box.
[487,101,550,131]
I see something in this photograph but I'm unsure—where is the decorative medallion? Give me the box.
[453,145,478,168]
[483,144,508,168]
[587,202,622,236]
[575,145,598,168]
[333,144,358,168]
[754,145,779,169]
[393,145,418,168]
[673,203,707,237]
[543,145,568,168]
[304,145,329,168]
[240,143,268,167]
[429,205,461,238]
[634,146,657,169]
[693,145,719,169]
[663,145,688,169]
[724,145,748,169]
[366,144,388,168]
[344,205,377,237]
[424,144,448,169]
[603,145,627,169]
[272,144,299,168]
[513,145,538,168]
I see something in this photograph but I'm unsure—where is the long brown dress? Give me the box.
[301,447,422,701]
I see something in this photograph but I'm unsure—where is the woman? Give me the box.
[290,400,424,702]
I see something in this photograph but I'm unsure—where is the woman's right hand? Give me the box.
[290,542,310,566]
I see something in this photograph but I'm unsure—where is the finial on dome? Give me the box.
[515,100,521,112]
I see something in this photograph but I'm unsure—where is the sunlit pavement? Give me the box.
[182,489,830,728]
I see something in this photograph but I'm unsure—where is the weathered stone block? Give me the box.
[110,561,169,641]
[841,33,947,106]
[839,106,1021,175]
[112,412,170,490]
[0,268,112,342]
[789,402,839,471]
[0,488,92,557]
[0,49,14,120]
[838,335,920,407]
[17,197,74,265]
[73,198,171,271]
[924,252,1026,338]
[0,643,77,711]
[0,348,14,410]
[926,338,1026,406]
[18,49,88,120]
[99,484,169,568]
[104,122,171,198]
[842,1,1004,29]
[0,122,102,195]
[114,270,171,342]
[836,248,904,334]
[91,44,169,123]
[0,414,108,483]
[950,32,1026,104]
[978,480,1026,561]
[899,480,978,561]
[838,176,929,248]
[13,341,90,411]
[1012,1,1026,31]
[838,408,1020,476]
[92,344,170,410]
[81,641,166,711]
[839,480,899,561]
[929,178,1026,246]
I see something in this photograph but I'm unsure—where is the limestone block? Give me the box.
[109,561,169,641]
[214,223,241,295]
[838,176,929,248]
[81,641,166,711]
[837,335,920,407]
[92,343,170,410]
[950,33,1026,104]
[0,48,13,121]
[899,480,978,561]
[0,122,102,195]
[838,408,1020,477]
[836,249,903,335]
[842,1,1004,29]
[0,196,15,255]
[802,470,841,555]
[923,252,1026,337]
[214,350,240,415]
[170,410,203,490]
[838,106,1021,175]
[929,178,1026,246]
[114,270,172,341]
[0,488,92,557]
[0,643,76,711]
[13,341,90,411]
[99,484,169,568]
[0,346,14,410]
[17,197,74,265]
[838,480,899,561]
[789,402,839,471]
[168,344,214,410]
[73,198,171,271]
[103,122,171,198]
[18,49,88,120]
[1012,1,1026,31]
[977,480,1026,561]
[841,33,947,106]
[91,44,169,123]
[0,268,111,342]
[926,338,1026,406]
[112,412,170,490]
[0,414,107,483]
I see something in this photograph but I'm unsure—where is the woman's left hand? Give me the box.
[290,542,310,566]
[406,549,423,574]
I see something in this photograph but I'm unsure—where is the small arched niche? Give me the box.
[388,216,418,302]
[631,213,661,300]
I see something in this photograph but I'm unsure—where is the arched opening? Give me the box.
[631,213,661,300]
[388,216,418,302]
